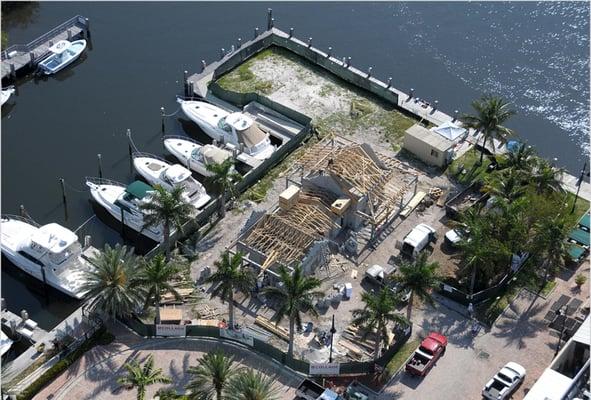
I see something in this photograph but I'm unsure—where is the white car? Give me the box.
[482,362,526,400]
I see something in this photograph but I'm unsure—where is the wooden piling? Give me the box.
[67,29,72,40]
[254,27,259,38]
[267,8,273,30]
[308,37,313,47]
[85,18,91,38]
[347,57,351,68]
[183,70,188,96]
[188,82,194,99]
[59,178,67,204]
[220,48,225,59]
[97,153,103,178]
[120,207,126,238]
[289,28,294,38]
[367,67,372,78]
[161,107,165,134]
[387,77,392,88]
[201,60,207,71]
[327,47,332,58]
[237,38,242,48]
[19,204,26,218]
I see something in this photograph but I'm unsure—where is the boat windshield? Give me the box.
[217,117,232,132]
[48,242,81,265]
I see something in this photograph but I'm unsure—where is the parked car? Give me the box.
[364,265,410,301]
[405,332,447,377]
[401,223,437,258]
[444,229,462,248]
[482,362,526,400]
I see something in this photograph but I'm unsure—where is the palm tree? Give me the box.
[82,243,141,319]
[395,252,440,320]
[206,158,242,218]
[227,369,278,400]
[530,211,574,284]
[462,95,515,164]
[505,142,537,172]
[133,254,182,324]
[186,350,236,400]
[206,251,255,329]
[352,288,409,361]
[140,185,196,261]
[531,158,565,195]
[483,169,526,202]
[261,265,324,360]
[155,388,183,400]
[117,354,172,400]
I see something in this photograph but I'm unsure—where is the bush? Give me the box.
[575,274,587,287]
[16,326,111,400]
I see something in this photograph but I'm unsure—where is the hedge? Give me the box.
[16,326,113,400]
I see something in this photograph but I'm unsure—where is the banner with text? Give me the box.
[220,328,254,347]
[309,362,340,375]
[156,324,186,337]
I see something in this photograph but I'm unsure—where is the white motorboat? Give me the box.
[163,135,234,177]
[86,178,166,243]
[132,152,211,209]
[0,215,95,299]
[1,86,15,106]
[0,331,13,358]
[38,39,86,75]
[178,99,276,160]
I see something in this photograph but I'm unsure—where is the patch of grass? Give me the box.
[217,49,275,95]
[447,149,492,185]
[384,339,419,378]
[319,83,333,97]
[565,192,590,220]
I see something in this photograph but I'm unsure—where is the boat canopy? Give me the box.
[430,121,467,141]
[125,181,154,199]
[201,145,230,165]
[48,40,71,55]
[164,165,192,184]
[30,223,78,253]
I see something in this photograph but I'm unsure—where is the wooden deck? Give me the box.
[1,15,88,81]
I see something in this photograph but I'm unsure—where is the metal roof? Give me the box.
[405,124,455,152]
[572,315,590,345]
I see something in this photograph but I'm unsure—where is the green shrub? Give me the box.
[16,326,111,400]
[575,274,587,287]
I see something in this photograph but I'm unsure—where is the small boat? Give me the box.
[0,215,95,299]
[163,135,234,177]
[178,99,276,160]
[0,331,13,358]
[132,152,211,209]
[1,86,15,106]
[38,39,86,75]
[86,178,167,243]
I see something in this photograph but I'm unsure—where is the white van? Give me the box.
[401,223,437,258]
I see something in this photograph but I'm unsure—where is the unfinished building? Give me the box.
[234,135,419,279]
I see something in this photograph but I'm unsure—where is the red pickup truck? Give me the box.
[405,332,447,377]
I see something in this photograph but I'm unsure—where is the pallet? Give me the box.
[255,315,289,341]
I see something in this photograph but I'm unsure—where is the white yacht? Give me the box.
[1,86,15,106]
[178,99,275,160]
[132,152,211,209]
[86,178,167,243]
[0,331,13,358]
[163,135,234,177]
[38,39,86,75]
[0,215,94,299]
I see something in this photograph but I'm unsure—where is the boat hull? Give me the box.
[163,138,212,177]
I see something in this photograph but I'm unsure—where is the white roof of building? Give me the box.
[319,389,339,400]
[405,124,455,152]
[431,121,467,141]
[31,223,78,253]
[523,369,572,400]
[572,315,590,345]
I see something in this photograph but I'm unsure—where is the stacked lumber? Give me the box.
[279,185,300,210]
[255,315,289,341]
[400,191,426,218]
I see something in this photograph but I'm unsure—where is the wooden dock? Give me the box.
[1,15,89,81]
[1,308,48,344]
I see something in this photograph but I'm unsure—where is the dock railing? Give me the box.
[1,15,87,60]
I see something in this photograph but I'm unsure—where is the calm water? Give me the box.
[1,2,589,329]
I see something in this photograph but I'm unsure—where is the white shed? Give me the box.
[403,123,466,167]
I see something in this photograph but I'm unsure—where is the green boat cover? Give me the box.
[568,243,586,262]
[569,227,590,247]
[579,213,590,230]
[125,181,153,199]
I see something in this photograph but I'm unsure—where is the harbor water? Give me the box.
[1,2,588,329]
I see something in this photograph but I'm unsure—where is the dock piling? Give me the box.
[308,37,313,47]
[254,27,259,38]
[161,107,165,133]
[267,8,273,30]
[201,60,207,71]
[342,57,346,66]
[327,47,332,58]
[127,129,133,159]
[270,18,275,29]
[183,70,188,96]
[67,29,72,41]
[289,28,294,38]
[120,208,126,238]
[49,40,54,47]
[19,204,26,218]
[29,52,35,66]
[367,67,372,78]
[387,77,392,88]
[188,81,194,98]
[59,178,67,204]
[409,88,414,99]
[220,48,225,60]
[237,37,242,48]
[85,18,91,38]
[9,63,15,79]
[347,57,351,68]
[97,153,103,178]
[453,110,458,122]
[433,100,439,111]
[84,235,92,248]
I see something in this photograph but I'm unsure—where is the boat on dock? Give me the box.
[0,215,95,299]
[0,331,13,358]
[163,135,234,177]
[1,86,15,106]
[132,152,211,209]
[85,178,167,242]
[177,99,276,160]
[38,39,86,75]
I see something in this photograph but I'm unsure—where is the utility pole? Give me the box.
[571,161,587,214]
[329,314,336,363]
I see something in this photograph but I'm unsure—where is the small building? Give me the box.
[403,122,467,167]
[159,308,183,324]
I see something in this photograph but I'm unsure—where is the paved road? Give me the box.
[379,290,558,400]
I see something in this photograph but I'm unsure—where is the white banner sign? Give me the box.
[156,324,186,337]
[220,328,254,347]
[309,362,340,376]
